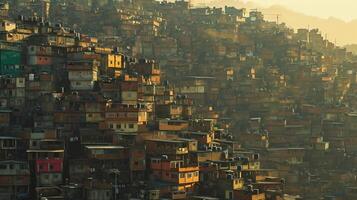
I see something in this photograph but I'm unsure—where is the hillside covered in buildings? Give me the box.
[1,0,357,200]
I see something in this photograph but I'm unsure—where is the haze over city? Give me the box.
[193,0,357,46]
[242,0,357,21]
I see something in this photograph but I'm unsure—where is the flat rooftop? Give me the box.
[145,138,185,143]
[27,149,64,153]
[84,145,126,150]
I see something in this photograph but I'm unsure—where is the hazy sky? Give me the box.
[243,0,356,21]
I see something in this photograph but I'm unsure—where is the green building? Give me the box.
[0,43,23,77]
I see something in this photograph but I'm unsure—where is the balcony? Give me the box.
[177,165,199,172]
[0,169,30,176]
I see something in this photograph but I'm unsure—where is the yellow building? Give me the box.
[103,54,124,69]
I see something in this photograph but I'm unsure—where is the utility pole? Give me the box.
[307,25,310,44]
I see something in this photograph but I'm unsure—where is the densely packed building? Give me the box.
[1,0,357,200]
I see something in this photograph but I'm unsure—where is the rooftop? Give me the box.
[27,149,64,153]
[145,138,185,143]
[84,145,127,150]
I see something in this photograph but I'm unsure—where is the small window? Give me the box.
[134,161,139,166]
[187,173,192,178]
[20,164,26,170]
[9,164,14,170]
[0,164,7,170]
[109,124,114,129]
[128,124,134,129]
[180,173,185,178]
[49,164,53,170]
[116,124,121,129]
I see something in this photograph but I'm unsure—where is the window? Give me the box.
[128,124,134,129]
[0,164,7,170]
[228,191,233,200]
[3,139,15,148]
[39,165,43,170]
[49,164,53,171]
[180,173,185,178]
[116,124,121,129]
[9,164,14,170]
[134,161,139,166]
[194,172,199,176]
[20,164,26,170]
[109,124,114,129]
[187,173,192,178]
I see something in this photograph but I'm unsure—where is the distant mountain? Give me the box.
[192,0,357,46]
